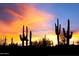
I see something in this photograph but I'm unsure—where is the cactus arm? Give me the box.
[20,34,23,41]
[55,26,58,35]
[23,25,24,37]
[26,26,28,37]
[69,32,73,39]
[67,19,70,32]
[63,28,67,37]
[57,18,59,26]
[55,23,57,34]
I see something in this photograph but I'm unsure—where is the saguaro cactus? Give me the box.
[11,37,13,45]
[20,25,28,46]
[26,26,28,46]
[63,19,73,45]
[55,18,61,45]
[29,31,32,46]
[20,25,25,46]
[4,36,7,46]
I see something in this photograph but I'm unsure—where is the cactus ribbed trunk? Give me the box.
[67,38,69,45]
[26,40,28,46]
[67,19,70,45]
[22,41,24,46]
[26,26,28,46]
[57,35,59,45]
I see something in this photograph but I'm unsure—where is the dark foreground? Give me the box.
[0,45,79,56]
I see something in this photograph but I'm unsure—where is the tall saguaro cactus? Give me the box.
[20,25,33,46]
[63,19,73,45]
[55,18,61,45]
[20,25,25,46]
[26,26,28,46]
[29,31,32,46]
[20,25,29,46]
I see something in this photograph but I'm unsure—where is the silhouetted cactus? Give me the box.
[11,37,13,45]
[63,19,73,45]
[3,36,7,46]
[20,25,24,46]
[26,26,28,46]
[29,31,32,46]
[43,35,47,46]
[20,25,28,46]
[55,18,61,45]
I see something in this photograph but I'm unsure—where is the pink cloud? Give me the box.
[0,4,55,43]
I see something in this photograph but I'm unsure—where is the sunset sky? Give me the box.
[0,3,79,45]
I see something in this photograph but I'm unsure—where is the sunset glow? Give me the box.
[0,4,79,45]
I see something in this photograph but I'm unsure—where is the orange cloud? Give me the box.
[0,4,55,45]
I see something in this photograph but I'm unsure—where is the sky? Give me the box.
[0,3,79,45]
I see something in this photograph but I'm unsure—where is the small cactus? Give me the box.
[63,19,73,45]
[55,18,61,45]
[3,36,7,46]
[43,35,47,46]
[29,31,32,46]
[11,37,13,45]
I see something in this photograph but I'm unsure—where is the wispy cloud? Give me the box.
[0,4,55,44]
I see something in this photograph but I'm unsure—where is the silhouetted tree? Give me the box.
[55,18,61,45]
[63,19,73,45]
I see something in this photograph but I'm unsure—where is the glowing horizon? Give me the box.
[0,4,79,45]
